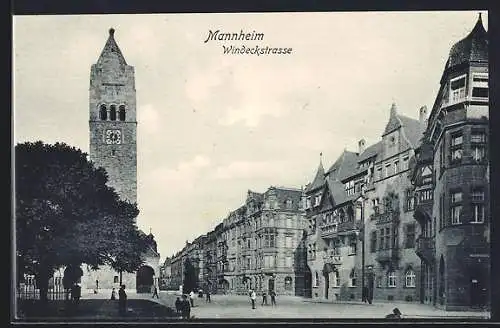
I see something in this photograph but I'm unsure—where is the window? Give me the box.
[405,190,415,211]
[439,140,445,173]
[419,189,433,203]
[314,194,321,207]
[284,276,293,291]
[402,156,409,171]
[110,105,117,121]
[439,193,445,230]
[285,256,293,268]
[387,271,397,287]
[450,75,466,103]
[405,224,416,248]
[314,272,319,287]
[349,238,357,255]
[264,255,275,268]
[370,231,377,252]
[306,197,311,209]
[471,73,488,99]
[385,163,392,177]
[345,180,355,196]
[471,130,486,163]
[450,191,462,225]
[263,230,276,247]
[332,239,341,256]
[114,276,119,283]
[405,269,416,288]
[394,161,399,174]
[471,188,485,224]
[285,236,293,248]
[119,105,126,121]
[350,269,357,287]
[450,133,463,162]
[333,271,340,287]
[286,217,293,228]
[99,104,107,120]
[376,166,382,180]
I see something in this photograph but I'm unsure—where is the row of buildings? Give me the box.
[161,16,489,310]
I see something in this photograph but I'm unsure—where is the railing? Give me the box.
[322,251,342,264]
[16,284,67,300]
[375,247,400,263]
[373,211,400,225]
[320,220,361,236]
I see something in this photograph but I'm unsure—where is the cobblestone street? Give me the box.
[83,290,490,320]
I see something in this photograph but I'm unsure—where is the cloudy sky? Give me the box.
[13,11,487,261]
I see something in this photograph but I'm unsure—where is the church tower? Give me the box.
[89,28,137,204]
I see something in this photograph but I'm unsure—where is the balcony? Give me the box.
[414,200,433,226]
[375,247,400,264]
[415,236,435,264]
[320,220,361,238]
[372,210,400,226]
[322,250,343,265]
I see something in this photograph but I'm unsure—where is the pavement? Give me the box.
[17,289,490,321]
[84,289,491,320]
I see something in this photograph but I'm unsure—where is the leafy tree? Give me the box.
[15,141,143,301]
[183,257,197,294]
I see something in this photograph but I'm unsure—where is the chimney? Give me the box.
[419,106,428,123]
[358,139,366,154]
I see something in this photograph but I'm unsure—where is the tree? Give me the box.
[15,141,143,301]
[183,258,197,294]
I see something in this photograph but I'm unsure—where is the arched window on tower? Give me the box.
[99,104,107,120]
[119,105,126,121]
[110,105,117,121]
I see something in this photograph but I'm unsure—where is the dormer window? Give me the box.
[345,180,355,196]
[314,194,321,207]
[471,73,488,99]
[450,75,466,103]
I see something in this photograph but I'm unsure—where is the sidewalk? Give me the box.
[303,298,490,319]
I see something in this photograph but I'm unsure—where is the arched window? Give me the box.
[350,268,357,287]
[333,271,340,287]
[405,269,416,287]
[284,276,293,291]
[99,104,107,120]
[314,271,319,287]
[339,209,345,223]
[110,105,117,121]
[119,105,126,121]
[387,270,397,287]
[347,206,354,221]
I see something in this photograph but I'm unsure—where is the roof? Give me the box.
[447,15,488,69]
[398,114,424,148]
[265,186,302,211]
[326,150,359,181]
[96,28,128,67]
[326,178,361,208]
[306,161,325,192]
[358,141,382,163]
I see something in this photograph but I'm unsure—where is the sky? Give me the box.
[13,11,488,262]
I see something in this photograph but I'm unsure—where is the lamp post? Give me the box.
[357,188,366,303]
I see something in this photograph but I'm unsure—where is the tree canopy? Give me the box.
[15,141,147,300]
[183,257,198,294]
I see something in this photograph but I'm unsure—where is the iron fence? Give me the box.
[16,283,68,300]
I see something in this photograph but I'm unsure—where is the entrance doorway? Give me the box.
[268,278,275,292]
[324,273,329,299]
[470,269,487,308]
[136,265,154,293]
[304,266,312,298]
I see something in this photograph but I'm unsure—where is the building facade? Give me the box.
[169,186,308,296]
[412,15,490,310]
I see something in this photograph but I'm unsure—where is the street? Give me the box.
[82,289,490,320]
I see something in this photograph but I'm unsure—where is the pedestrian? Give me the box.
[362,286,368,303]
[250,289,256,309]
[175,297,182,316]
[152,285,159,299]
[385,307,402,319]
[110,287,117,300]
[189,290,195,307]
[71,283,81,306]
[261,291,268,306]
[118,285,127,315]
[181,294,191,320]
[206,290,211,303]
[270,290,276,306]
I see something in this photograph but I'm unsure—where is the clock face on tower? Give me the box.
[105,129,122,144]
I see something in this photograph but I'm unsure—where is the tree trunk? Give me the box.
[120,271,123,286]
[37,267,50,303]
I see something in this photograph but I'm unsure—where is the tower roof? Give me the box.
[96,28,127,66]
[447,14,488,69]
[306,154,326,192]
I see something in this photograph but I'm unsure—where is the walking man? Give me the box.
[181,294,191,320]
[270,290,276,306]
[189,290,195,308]
[206,289,211,303]
[118,285,127,315]
[152,285,159,299]
[250,290,256,309]
[175,296,182,316]
[262,291,268,306]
